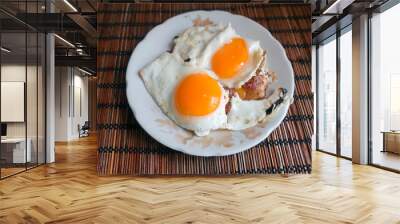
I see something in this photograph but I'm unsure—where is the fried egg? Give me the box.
[140,52,228,136]
[173,23,265,88]
[139,24,285,137]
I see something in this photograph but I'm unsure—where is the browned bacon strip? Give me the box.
[239,74,269,100]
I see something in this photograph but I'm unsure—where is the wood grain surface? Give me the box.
[97,3,312,175]
[1,135,400,223]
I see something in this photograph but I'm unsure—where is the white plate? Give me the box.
[126,10,294,157]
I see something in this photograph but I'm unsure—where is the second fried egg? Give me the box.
[173,23,265,88]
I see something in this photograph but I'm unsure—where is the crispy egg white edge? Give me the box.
[173,23,225,61]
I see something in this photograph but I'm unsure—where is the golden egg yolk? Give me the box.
[174,73,221,116]
[211,37,249,79]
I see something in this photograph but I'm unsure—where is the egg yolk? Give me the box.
[174,73,221,116]
[211,38,249,79]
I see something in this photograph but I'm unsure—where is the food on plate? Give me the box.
[139,23,288,136]
[226,87,287,130]
[173,24,265,88]
[140,53,228,136]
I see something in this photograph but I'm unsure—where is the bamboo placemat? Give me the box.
[97,3,312,175]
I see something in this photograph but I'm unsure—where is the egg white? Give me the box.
[173,23,225,62]
[226,88,285,130]
[140,52,228,136]
[140,24,283,136]
[173,23,266,88]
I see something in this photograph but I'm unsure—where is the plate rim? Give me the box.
[125,10,294,157]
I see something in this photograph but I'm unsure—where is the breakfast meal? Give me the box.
[140,23,288,136]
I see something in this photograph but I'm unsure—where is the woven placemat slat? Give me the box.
[97,3,312,176]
